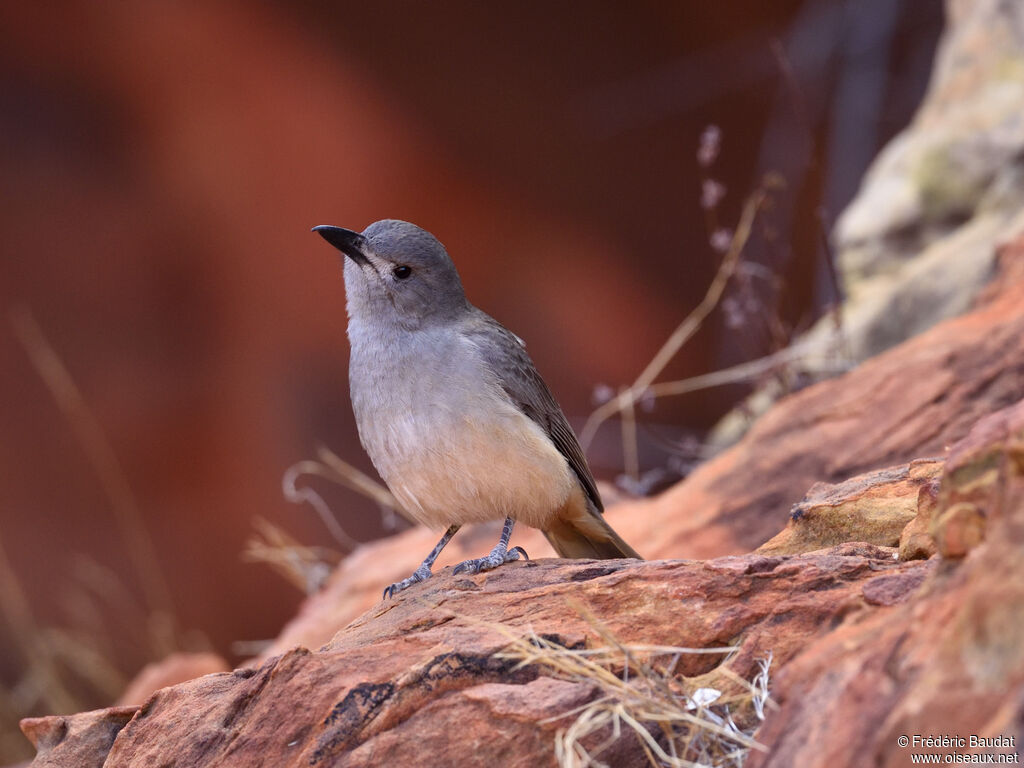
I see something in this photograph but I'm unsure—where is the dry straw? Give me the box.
[484,602,773,768]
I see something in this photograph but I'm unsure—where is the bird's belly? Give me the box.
[360,397,575,530]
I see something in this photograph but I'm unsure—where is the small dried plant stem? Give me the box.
[646,337,840,399]
[771,38,844,333]
[281,445,412,551]
[485,600,767,768]
[816,205,845,334]
[9,306,176,656]
[620,386,640,482]
[281,460,363,551]
[314,445,407,518]
[580,188,767,450]
[0,530,80,714]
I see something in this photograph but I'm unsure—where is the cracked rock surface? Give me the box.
[23,546,929,767]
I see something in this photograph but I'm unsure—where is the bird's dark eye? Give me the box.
[393,265,412,279]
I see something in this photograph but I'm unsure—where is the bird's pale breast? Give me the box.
[349,327,575,530]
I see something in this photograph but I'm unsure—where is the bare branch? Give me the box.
[580,188,767,451]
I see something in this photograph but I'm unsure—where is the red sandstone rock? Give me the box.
[749,399,1024,768]
[23,545,929,767]
[757,458,943,556]
[20,707,136,768]
[898,475,942,560]
[115,652,230,706]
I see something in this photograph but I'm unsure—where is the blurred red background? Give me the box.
[0,0,941,716]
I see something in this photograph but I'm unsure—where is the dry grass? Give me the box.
[486,604,773,768]
[280,444,410,552]
[0,531,138,762]
[9,306,177,654]
[2,307,194,763]
[242,517,338,594]
[268,444,413,591]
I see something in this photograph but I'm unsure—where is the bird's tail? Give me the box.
[543,505,642,560]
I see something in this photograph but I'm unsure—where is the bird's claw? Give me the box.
[382,564,433,599]
[453,545,528,575]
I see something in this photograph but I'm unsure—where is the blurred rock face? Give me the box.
[830,0,1024,358]
[713,0,1024,448]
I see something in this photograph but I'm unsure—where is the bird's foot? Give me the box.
[383,564,433,599]
[453,545,529,576]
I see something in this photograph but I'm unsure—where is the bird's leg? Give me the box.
[452,516,529,575]
[383,524,461,599]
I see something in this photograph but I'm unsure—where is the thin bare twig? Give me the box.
[37,628,126,702]
[580,189,767,451]
[281,460,362,551]
[770,38,844,331]
[280,445,409,553]
[242,517,335,594]
[315,444,405,517]
[646,338,848,399]
[620,387,640,482]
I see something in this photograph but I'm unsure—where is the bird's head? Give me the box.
[314,219,468,330]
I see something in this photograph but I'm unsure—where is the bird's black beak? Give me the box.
[312,225,370,266]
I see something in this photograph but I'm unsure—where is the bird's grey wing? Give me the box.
[465,312,604,512]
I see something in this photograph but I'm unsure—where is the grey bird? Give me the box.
[314,219,641,598]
